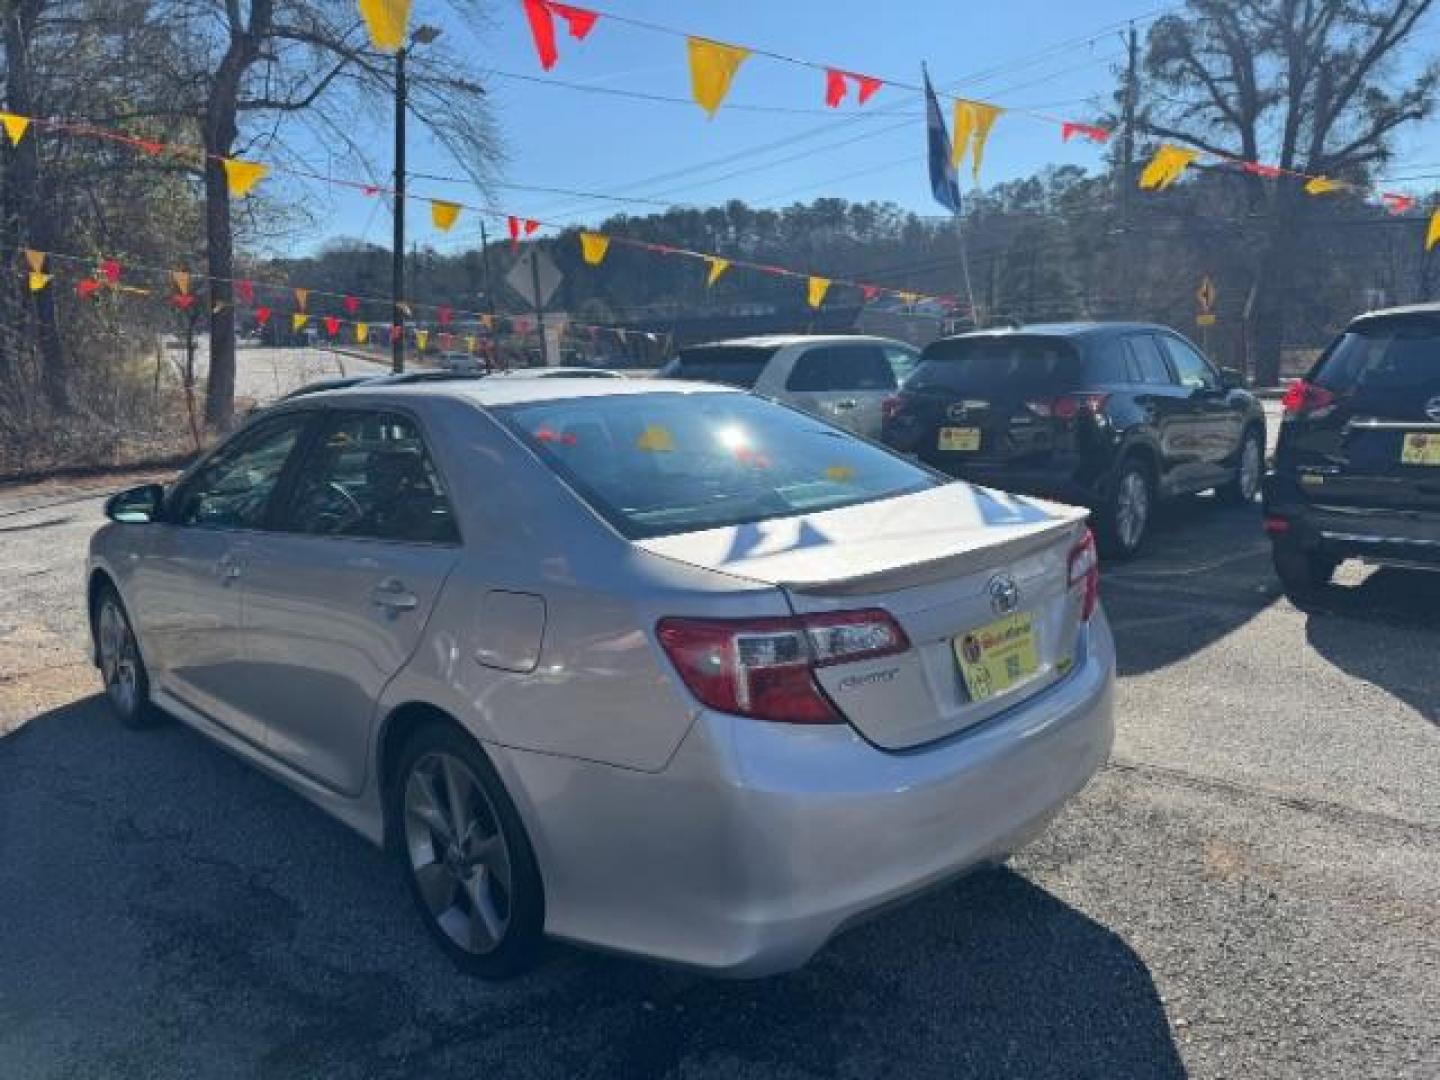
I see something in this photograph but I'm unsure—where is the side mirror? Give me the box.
[105,483,165,524]
[1218,367,1246,391]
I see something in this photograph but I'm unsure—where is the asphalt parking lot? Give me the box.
[1,471,1437,1078]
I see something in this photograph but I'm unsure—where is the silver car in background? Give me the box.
[88,379,1114,978]
[657,334,920,438]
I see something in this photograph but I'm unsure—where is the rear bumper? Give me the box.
[1264,473,1440,568]
[497,613,1115,976]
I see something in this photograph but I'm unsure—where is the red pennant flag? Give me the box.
[522,0,599,71]
[101,258,121,285]
[235,278,255,305]
[324,315,340,337]
[438,306,453,327]
[390,324,404,344]
[861,285,880,302]
[362,184,381,197]
[343,294,360,315]
[171,293,197,311]
[1381,192,1416,215]
[77,278,101,300]
[508,216,521,248]
[1061,121,1110,144]
[255,305,272,326]
[137,139,165,156]
[824,69,882,108]
[1241,161,1282,179]
[524,219,540,236]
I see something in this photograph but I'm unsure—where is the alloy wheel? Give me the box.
[98,598,140,718]
[1238,438,1261,501]
[1115,470,1150,550]
[403,751,514,955]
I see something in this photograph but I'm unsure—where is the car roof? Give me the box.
[1348,302,1440,326]
[934,321,1168,344]
[307,377,734,408]
[681,334,914,350]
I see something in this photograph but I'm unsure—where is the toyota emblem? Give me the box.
[988,573,1020,615]
[1425,396,1440,422]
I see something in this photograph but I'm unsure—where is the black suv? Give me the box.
[1264,303,1440,595]
[881,323,1266,557]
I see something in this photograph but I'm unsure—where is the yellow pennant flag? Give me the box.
[172,270,190,295]
[222,158,268,197]
[898,291,919,307]
[1427,209,1440,252]
[414,329,429,351]
[688,38,750,117]
[358,0,412,52]
[1139,145,1198,190]
[479,313,494,330]
[292,312,309,332]
[465,335,477,352]
[431,199,461,232]
[705,256,729,287]
[807,276,831,309]
[580,231,610,266]
[1304,176,1345,197]
[951,100,1003,182]
[27,271,51,292]
[0,112,30,146]
[23,249,44,273]
[294,287,309,310]
[355,322,370,344]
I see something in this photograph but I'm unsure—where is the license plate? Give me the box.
[953,613,1039,702]
[938,426,981,452]
[1401,432,1440,466]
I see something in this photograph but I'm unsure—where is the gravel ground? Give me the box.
[0,395,1435,1079]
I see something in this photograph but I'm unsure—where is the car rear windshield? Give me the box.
[658,345,779,389]
[909,336,1081,396]
[1311,319,1440,410]
[493,392,941,539]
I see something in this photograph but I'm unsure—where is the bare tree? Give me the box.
[1142,0,1438,383]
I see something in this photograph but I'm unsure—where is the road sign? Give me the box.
[1196,312,1217,327]
[506,248,563,310]
[1196,275,1217,313]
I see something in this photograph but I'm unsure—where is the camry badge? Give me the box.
[988,573,1020,615]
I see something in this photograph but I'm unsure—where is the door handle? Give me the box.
[832,399,858,410]
[371,579,419,612]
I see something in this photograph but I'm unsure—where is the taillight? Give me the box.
[1027,394,1108,421]
[882,395,904,422]
[656,610,909,724]
[1280,379,1336,417]
[1262,515,1291,535]
[1067,528,1100,621]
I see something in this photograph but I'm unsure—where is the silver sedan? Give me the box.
[88,379,1114,978]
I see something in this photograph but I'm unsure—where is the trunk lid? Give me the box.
[638,483,1090,749]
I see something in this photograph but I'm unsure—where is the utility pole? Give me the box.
[478,218,500,371]
[391,25,442,374]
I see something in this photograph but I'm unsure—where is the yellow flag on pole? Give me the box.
[1139,145,1198,190]
[23,249,44,273]
[688,38,750,117]
[358,0,412,52]
[355,322,370,344]
[27,271,51,292]
[807,276,830,309]
[950,100,1003,182]
[430,200,461,232]
[292,313,309,332]
[294,287,309,310]
[0,112,30,146]
[172,270,191,295]
[705,256,729,287]
[414,329,429,351]
[1427,209,1440,252]
[222,158,268,197]
[580,232,610,266]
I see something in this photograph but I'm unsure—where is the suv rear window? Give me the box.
[494,392,939,539]
[659,345,779,389]
[786,345,897,392]
[909,336,1080,396]
[1311,318,1440,413]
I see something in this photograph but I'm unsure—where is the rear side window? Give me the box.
[909,336,1080,396]
[785,345,897,392]
[494,392,938,539]
[1083,337,1132,384]
[662,345,779,389]
[1127,335,1175,385]
[1312,320,1440,411]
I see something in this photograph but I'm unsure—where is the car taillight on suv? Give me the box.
[1280,379,1337,418]
[1025,393,1109,421]
[657,610,910,723]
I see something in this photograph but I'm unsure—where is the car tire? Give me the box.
[1097,457,1154,561]
[1218,428,1264,505]
[93,585,161,729]
[1273,543,1339,598]
[389,721,545,979]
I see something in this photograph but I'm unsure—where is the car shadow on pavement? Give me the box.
[1301,567,1440,728]
[1101,497,1279,678]
[0,696,1185,1080]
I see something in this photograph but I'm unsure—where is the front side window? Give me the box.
[283,411,459,544]
[785,345,898,393]
[1160,336,1219,390]
[495,392,940,539]
[173,413,309,529]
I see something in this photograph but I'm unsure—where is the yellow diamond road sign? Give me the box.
[1196,276,1217,313]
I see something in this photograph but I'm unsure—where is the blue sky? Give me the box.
[273,0,1440,255]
